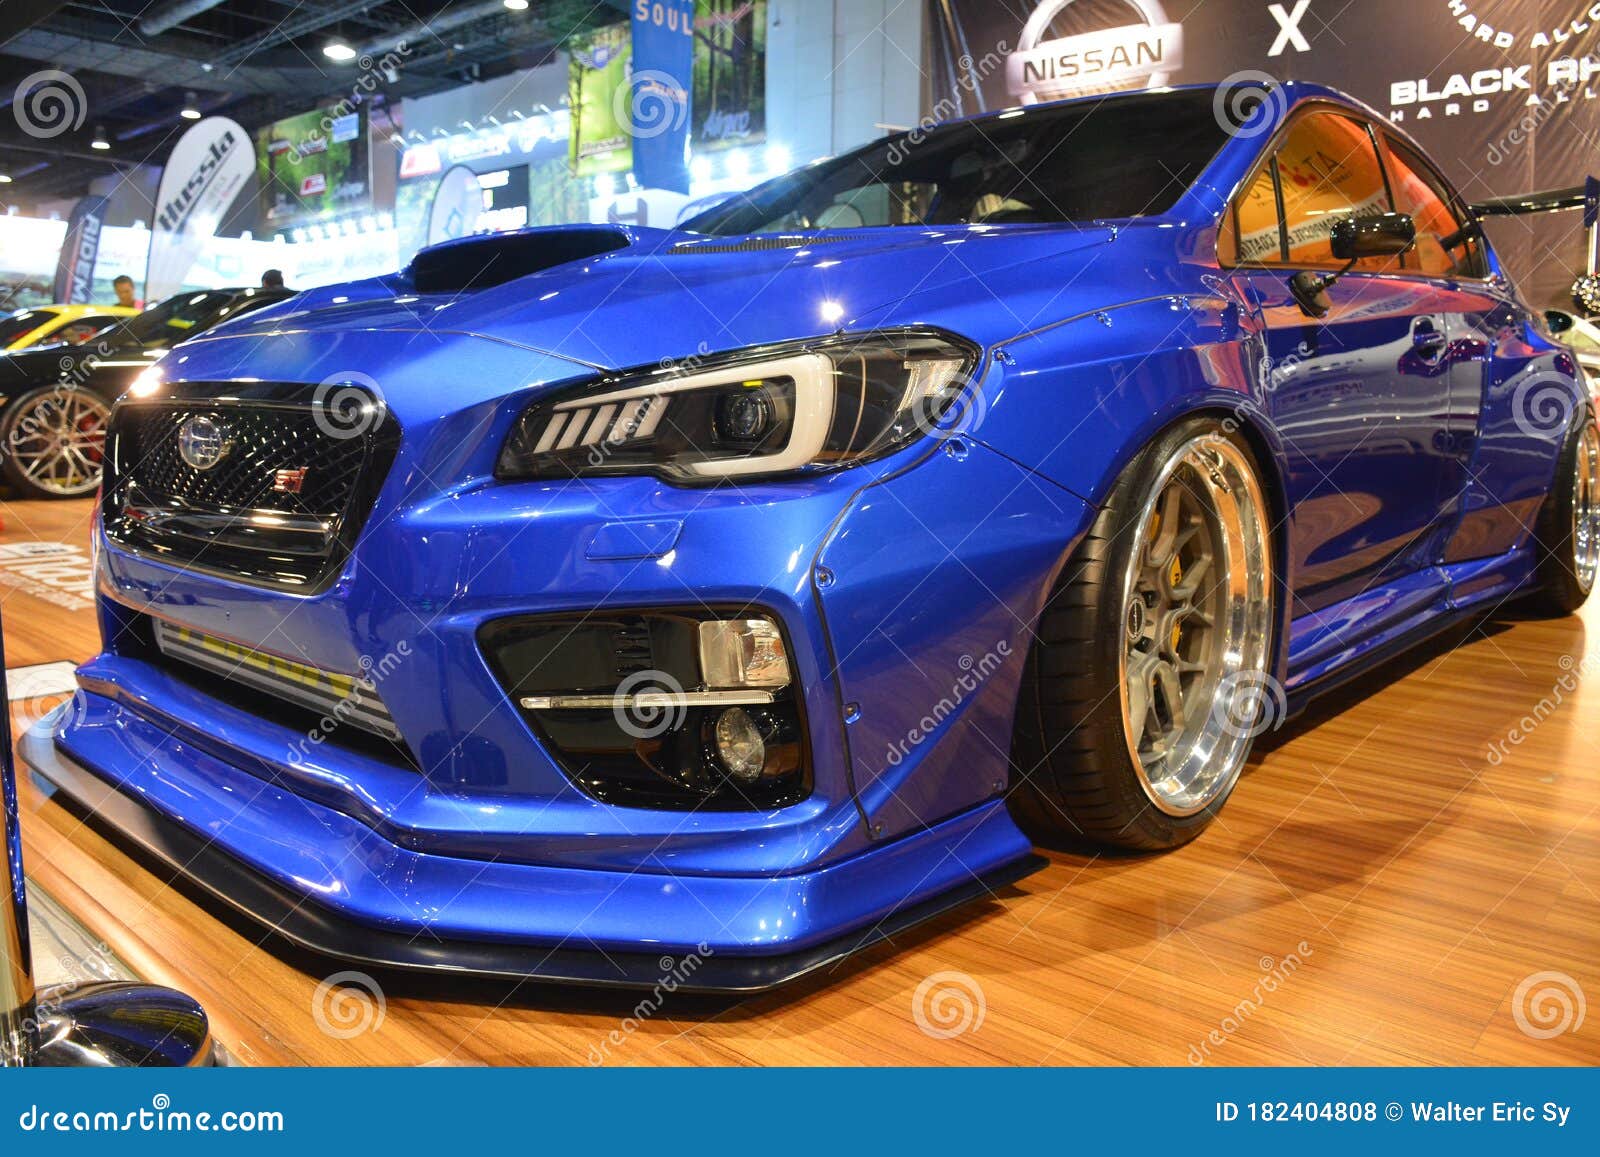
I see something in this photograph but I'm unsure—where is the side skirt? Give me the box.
[1283,546,1537,718]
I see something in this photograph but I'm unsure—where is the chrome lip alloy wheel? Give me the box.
[1118,436,1272,817]
[1573,422,1600,594]
[9,390,110,497]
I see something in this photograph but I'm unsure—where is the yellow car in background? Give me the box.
[0,303,138,351]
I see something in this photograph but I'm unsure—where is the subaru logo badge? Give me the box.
[177,415,232,471]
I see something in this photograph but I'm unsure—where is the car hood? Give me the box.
[199,222,1194,369]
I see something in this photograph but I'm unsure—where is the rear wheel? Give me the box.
[1008,418,1276,850]
[0,387,110,499]
[1527,416,1600,616]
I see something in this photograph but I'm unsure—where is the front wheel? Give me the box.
[0,387,111,499]
[1008,418,1277,850]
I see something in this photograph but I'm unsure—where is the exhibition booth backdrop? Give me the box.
[3,0,1598,312]
[925,0,1600,308]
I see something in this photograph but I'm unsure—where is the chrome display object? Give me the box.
[0,629,213,1067]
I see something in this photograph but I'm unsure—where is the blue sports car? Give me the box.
[24,81,1599,989]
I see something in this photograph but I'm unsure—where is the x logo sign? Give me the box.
[1268,0,1313,56]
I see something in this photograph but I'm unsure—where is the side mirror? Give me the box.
[1330,212,1417,261]
[1290,213,1418,319]
[1545,309,1576,335]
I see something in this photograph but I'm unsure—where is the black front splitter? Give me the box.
[20,728,1043,994]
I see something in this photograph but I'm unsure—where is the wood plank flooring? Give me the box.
[3,496,1596,1066]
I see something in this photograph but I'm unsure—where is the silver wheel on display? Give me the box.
[0,388,110,499]
[1008,417,1277,850]
[1118,437,1272,817]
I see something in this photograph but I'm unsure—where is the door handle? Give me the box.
[1412,318,1448,358]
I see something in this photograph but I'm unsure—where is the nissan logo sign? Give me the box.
[1008,0,1182,104]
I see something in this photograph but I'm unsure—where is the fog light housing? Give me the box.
[713,707,766,781]
[480,608,810,810]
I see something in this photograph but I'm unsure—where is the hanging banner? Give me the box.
[146,116,254,302]
[51,194,109,305]
[569,24,634,178]
[692,0,766,153]
[630,0,695,193]
[425,165,484,247]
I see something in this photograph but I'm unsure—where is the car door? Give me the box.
[1222,109,1460,614]
[1379,131,1544,569]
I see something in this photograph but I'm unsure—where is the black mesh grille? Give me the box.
[102,384,399,591]
[115,405,369,515]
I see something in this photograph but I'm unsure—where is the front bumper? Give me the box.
[38,370,1089,982]
[21,706,1035,990]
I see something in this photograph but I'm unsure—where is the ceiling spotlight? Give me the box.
[323,41,357,62]
[91,125,111,150]
[180,92,201,120]
[504,0,530,9]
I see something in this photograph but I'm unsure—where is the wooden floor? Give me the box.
[4,495,1597,1066]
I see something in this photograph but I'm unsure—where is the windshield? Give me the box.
[101,291,243,350]
[0,309,58,346]
[684,89,1230,236]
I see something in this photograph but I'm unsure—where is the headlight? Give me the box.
[496,331,978,483]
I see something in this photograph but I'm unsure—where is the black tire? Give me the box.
[0,386,110,500]
[1007,417,1276,851]
[1526,415,1599,617]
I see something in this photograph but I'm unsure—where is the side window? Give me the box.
[60,316,118,344]
[1219,162,1283,265]
[1384,136,1485,278]
[1275,112,1395,269]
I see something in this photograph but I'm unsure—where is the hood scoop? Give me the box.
[408,225,633,293]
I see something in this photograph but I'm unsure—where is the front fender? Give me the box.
[970,292,1297,681]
